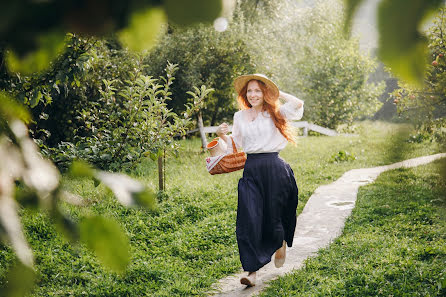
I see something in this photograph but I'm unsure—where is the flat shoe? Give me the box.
[274,241,286,268]
[240,272,256,287]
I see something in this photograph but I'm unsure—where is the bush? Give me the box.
[391,7,446,142]
[329,150,356,163]
[42,63,211,171]
[406,118,446,143]
[6,35,139,146]
[5,35,213,171]
[145,24,255,126]
[250,0,384,129]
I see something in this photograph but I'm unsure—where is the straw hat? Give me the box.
[233,74,279,99]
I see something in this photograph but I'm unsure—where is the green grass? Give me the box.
[0,121,443,296]
[260,160,446,297]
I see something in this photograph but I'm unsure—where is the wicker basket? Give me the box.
[209,137,246,175]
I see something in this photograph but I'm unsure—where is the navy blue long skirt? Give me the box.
[236,152,299,272]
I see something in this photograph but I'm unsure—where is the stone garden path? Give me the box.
[210,153,446,297]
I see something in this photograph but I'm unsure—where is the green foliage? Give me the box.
[5,35,213,171]
[391,7,446,142]
[0,93,156,295]
[329,150,357,163]
[345,0,445,86]
[260,161,446,297]
[79,215,130,273]
[0,122,441,296]
[145,24,255,125]
[406,119,446,143]
[232,0,281,24]
[300,36,383,129]
[249,0,384,129]
[5,34,138,147]
[43,62,211,171]
[0,0,223,74]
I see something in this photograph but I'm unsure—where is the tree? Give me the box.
[391,7,446,142]
[0,1,223,295]
[5,35,139,148]
[344,0,446,87]
[145,24,255,126]
[0,95,156,294]
[242,0,384,129]
[293,1,383,129]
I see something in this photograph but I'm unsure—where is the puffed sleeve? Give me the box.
[280,94,304,121]
[230,111,243,150]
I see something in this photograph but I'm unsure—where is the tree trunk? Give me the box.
[197,112,207,151]
[158,155,164,191]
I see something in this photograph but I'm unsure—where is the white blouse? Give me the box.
[231,96,304,154]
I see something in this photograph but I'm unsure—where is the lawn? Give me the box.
[0,121,443,296]
[260,160,446,297]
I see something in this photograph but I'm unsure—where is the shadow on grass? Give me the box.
[381,124,413,164]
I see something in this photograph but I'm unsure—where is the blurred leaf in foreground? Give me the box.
[0,92,31,124]
[165,0,222,25]
[377,0,444,86]
[5,30,66,75]
[79,215,130,273]
[343,0,363,33]
[344,0,444,86]
[1,0,226,74]
[0,262,36,297]
[118,7,166,52]
[68,160,95,178]
[0,173,34,268]
[96,171,156,209]
[69,161,156,209]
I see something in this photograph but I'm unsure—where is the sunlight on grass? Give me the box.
[260,160,446,297]
[0,121,443,296]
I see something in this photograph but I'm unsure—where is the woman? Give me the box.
[216,74,304,287]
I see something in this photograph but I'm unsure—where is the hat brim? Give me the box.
[234,74,279,99]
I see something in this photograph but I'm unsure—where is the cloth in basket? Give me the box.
[206,137,246,175]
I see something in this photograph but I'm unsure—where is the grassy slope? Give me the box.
[0,121,443,296]
[260,161,446,297]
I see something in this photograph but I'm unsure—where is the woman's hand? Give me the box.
[216,123,229,137]
[279,90,304,109]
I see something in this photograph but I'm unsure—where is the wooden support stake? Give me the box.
[197,112,208,151]
[158,156,163,191]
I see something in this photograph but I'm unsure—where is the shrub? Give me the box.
[43,62,211,171]
[250,0,384,129]
[145,24,255,126]
[329,150,356,163]
[391,7,446,142]
[6,35,139,146]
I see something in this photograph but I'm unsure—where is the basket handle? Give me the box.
[230,136,238,153]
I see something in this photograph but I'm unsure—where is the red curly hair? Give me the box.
[236,79,294,142]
